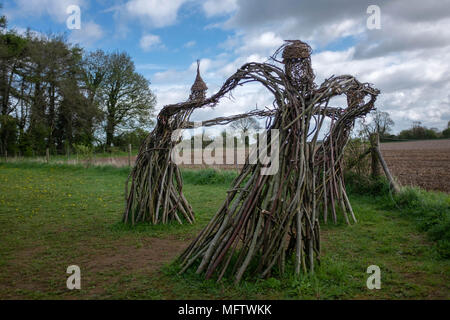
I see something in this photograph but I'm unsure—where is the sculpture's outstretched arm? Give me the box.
[181,109,276,129]
[159,62,287,119]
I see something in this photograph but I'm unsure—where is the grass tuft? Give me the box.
[181,168,238,185]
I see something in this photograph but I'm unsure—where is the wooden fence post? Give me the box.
[369,133,381,178]
[46,148,50,164]
[128,144,132,167]
[375,143,401,194]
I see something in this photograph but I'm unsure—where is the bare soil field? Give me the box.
[380,139,450,193]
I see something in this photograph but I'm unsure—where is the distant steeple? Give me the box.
[189,60,207,101]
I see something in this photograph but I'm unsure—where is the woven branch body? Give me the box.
[123,109,195,225]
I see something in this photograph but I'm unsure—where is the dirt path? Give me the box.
[83,236,187,274]
[0,235,190,299]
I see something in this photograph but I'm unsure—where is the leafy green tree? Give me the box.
[82,50,108,105]
[100,52,156,148]
[24,35,88,154]
[113,127,149,149]
[398,121,439,140]
[0,28,28,155]
[441,121,450,138]
[0,114,18,155]
[0,9,156,155]
[54,47,102,151]
[0,4,6,30]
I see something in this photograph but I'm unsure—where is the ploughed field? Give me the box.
[380,139,450,193]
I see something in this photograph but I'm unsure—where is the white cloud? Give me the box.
[125,0,188,28]
[140,34,162,51]
[150,53,277,126]
[6,0,85,23]
[184,40,196,48]
[238,32,284,53]
[311,46,450,133]
[69,21,103,47]
[202,0,238,17]
[152,84,190,112]
[354,15,450,58]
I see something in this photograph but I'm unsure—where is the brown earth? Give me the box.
[380,139,450,193]
[0,236,189,299]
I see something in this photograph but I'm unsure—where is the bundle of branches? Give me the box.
[123,62,210,225]
[123,108,196,225]
[178,41,379,283]
[314,76,379,225]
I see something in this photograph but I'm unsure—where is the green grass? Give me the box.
[0,162,449,299]
[181,168,238,185]
[345,172,450,258]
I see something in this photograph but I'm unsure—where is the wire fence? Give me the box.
[1,144,137,168]
[1,144,250,171]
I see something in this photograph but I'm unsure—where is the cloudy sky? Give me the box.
[4,0,450,133]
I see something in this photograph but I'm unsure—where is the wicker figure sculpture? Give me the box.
[124,40,379,282]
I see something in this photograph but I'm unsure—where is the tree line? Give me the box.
[0,11,155,157]
[359,110,450,141]
[395,121,450,140]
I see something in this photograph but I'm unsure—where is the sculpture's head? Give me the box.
[282,40,312,61]
[281,40,315,94]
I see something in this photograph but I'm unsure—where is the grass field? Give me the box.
[0,163,449,299]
